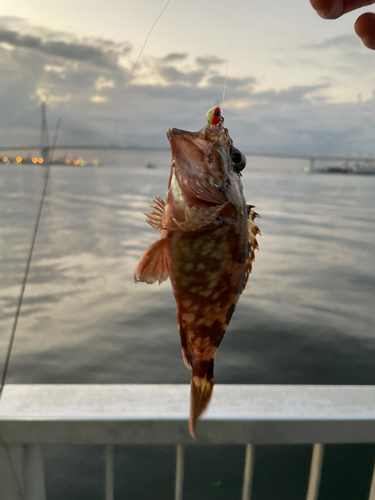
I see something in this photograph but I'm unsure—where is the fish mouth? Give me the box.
[167,127,192,139]
[166,127,189,143]
[166,127,208,176]
[167,128,187,161]
[167,128,205,158]
[166,128,177,141]
[166,127,232,206]
[166,125,231,161]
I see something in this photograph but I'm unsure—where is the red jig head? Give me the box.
[206,106,224,126]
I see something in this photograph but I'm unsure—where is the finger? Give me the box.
[355,12,375,48]
[310,0,375,19]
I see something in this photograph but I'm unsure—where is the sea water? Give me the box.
[0,164,374,499]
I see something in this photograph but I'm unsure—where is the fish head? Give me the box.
[166,124,247,211]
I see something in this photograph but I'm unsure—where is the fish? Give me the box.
[134,107,260,436]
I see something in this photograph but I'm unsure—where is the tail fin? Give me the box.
[189,358,214,437]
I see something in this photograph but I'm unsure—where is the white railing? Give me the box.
[1,384,375,500]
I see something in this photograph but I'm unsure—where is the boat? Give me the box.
[353,162,375,175]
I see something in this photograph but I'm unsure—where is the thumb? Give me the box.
[355,12,375,49]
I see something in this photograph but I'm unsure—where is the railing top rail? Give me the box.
[1,384,375,445]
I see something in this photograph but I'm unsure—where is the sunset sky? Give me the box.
[1,0,375,156]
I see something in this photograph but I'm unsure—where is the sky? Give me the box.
[1,0,375,158]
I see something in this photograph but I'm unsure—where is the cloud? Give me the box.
[196,55,224,67]
[302,35,359,50]
[159,66,205,85]
[161,53,188,63]
[0,28,130,70]
[0,17,374,159]
[251,84,329,104]
[0,16,24,26]
[208,75,256,92]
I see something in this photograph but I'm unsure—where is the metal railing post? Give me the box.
[105,445,114,500]
[174,444,185,500]
[25,445,46,500]
[306,443,324,500]
[241,444,255,500]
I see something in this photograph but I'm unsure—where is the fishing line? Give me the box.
[0,118,61,400]
[221,0,237,111]
[113,0,171,139]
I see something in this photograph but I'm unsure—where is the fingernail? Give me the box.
[317,0,343,19]
[316,9,329,18]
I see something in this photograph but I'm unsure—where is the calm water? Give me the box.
[1,164,375,499]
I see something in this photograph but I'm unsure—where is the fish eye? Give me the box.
[215,110,221,117]
[231,148,246,172]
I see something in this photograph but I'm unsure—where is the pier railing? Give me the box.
[1,384,375,500]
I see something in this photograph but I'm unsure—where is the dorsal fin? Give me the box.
[145,196,165,232]
[241,205,261,293]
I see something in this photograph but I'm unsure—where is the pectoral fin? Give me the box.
[134,238,170,284]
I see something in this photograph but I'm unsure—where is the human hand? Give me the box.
[310,0,375,49]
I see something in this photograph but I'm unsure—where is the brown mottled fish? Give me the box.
[134,107,260,436]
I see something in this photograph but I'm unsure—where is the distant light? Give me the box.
[32,157,38,164]
[73,159,80,165]
[38,158,44,164]
[16,156,22,163]
[2,156,8,163]
[65,159,71,165]
[304,167,310,173]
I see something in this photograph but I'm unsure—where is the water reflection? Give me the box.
[1,165,375,500]
[0,165,46,372]
[0,166,373,386]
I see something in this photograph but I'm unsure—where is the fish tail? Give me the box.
[189,358,214,437]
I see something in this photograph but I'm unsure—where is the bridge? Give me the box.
[0,103,373,170]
